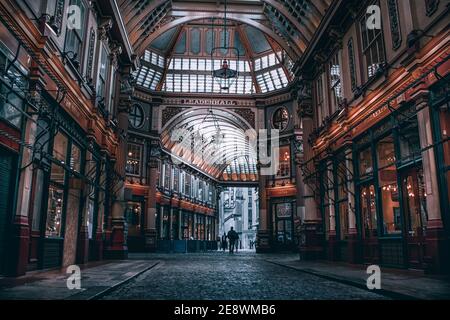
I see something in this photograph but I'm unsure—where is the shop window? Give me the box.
[403,169,428,236]
[182,211,189,240]
[173,167,179,192]
[377,136,401,235]
[70,143,81,173]
[45,186,64,238]
[51,132,68,184]
[53,132,69,163]
[277,145,291,178]
[164,163,171,189]
[162,207,169,239]
[398,114,421,163]
[126,202,142,237]
[126,143,142,176]
[339,202,349,240]
[86,199,95,238]
[171,210,179,240]
[359,147,373,179]
[360,184,377,237]
[85,152,98,239]
[185,173,191,196]
[360,1,386,79]
[64,0,86,71]
[274,202,293,245]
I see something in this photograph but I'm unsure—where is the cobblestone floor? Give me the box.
[102,252,387,300]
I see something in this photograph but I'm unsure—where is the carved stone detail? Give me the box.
[98,18,113,42]
[86,28,96,84]
[388,0,402,50]
[233,108,255,128]
[347,38,357,91]
[162,107,185,127]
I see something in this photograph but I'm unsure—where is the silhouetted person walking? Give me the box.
[221,233,227,252]
[227,227,239,254]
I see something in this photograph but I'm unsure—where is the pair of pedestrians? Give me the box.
[221,227,239,254]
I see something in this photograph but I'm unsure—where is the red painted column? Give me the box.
[6,71,43,276]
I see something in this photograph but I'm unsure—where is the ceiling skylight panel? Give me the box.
[143,50,151,63]
[158,56,165,68]
[190,58,198,70]
[182,58,190,70]
[268,53,276,66]
[182,74,189,92]
[271,69,281,89]
[173,74,181,91]
[280,69,288,85]
[229,60,237,71]
[173,58,182,70]
[205,75,213,92]
[189,74,197,92]
[197,74,206,92]
[151,53,158,66]
[254,58,261,71]
[261,55,269,69]
[198,59,206,71]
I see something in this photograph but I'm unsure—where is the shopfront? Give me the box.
[270,198,296,251]
[125,197,145,252]
[0,35,26,275]
[354,103,427,268]
[27,96,105,269]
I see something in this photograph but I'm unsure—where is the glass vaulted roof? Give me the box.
[161,108,258,182]
[134,21,294,95]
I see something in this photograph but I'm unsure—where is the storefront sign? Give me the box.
[180,99,238,106]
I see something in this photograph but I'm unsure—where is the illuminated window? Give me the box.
[277,145,291,178]
[126,143,142,176]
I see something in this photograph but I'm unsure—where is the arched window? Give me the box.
[272,107,289,131]
[129,104,144,128]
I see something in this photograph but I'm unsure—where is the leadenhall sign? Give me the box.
[180,98,238,106]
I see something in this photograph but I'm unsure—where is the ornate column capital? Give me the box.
[296,79,313,119]
[98,18,113,42]
[109,41,123,68]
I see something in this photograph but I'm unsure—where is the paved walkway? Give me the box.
[0,252,449,300]
[262,254,450,300]
[0,260,159,300]
[103,253,387,300]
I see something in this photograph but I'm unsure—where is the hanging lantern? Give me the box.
[211,0,239,91]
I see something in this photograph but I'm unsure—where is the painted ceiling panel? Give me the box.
[244,25,271,54]
[150,27,178,52]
